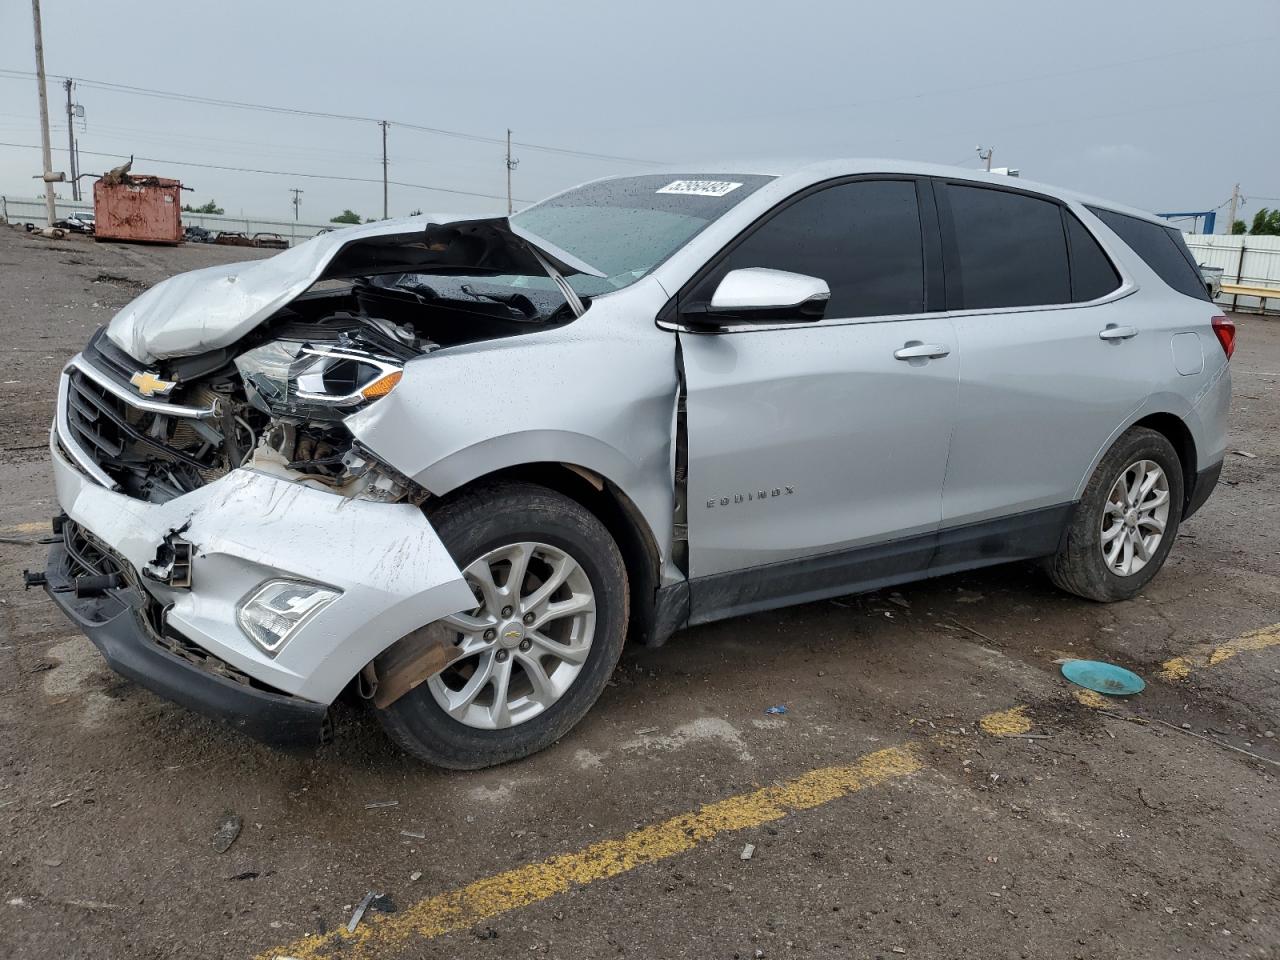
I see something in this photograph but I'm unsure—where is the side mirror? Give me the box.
[696,267,830,324]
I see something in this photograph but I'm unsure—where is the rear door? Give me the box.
[933,180,1141,561]
[675,177,959,616]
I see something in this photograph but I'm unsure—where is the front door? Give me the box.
[675,178,959,619]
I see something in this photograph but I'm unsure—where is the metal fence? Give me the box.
[0,195,336,246]
[5,192,1279,314]
[1184,233,1280,314]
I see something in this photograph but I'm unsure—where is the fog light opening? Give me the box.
[237,579,340,656]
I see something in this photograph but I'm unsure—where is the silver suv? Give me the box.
[40,160,1233,767]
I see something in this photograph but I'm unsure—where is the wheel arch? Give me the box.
[1075,406,1200,518]
[1130,411,1197,515]
[428,459,667,647]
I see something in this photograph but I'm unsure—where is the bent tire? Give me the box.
[377,480,628,769]
[1048,427,1184,602]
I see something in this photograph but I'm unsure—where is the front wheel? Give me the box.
[1048,427,1184,602]
[376,481,628,769]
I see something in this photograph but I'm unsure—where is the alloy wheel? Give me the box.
[1100,459,1171,577]
[427,541,596,729]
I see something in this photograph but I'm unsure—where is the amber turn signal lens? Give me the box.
[359,370,403,400]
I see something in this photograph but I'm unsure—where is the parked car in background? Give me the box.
[40,160,1232,769]
[251,232,288,249]
[1199,263,1224,300]
[213,231,253,247]
[183,225,214,244]
[53,211,95,234]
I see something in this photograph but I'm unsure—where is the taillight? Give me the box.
[1211,315,1235,359]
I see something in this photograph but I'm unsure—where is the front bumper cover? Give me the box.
[43,540,330,747]
[47,423,475,707]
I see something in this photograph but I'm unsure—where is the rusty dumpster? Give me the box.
[93,174,183,245]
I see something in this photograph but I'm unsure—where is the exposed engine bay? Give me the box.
[69,274,578,506]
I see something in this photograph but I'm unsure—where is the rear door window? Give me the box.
[688,178,927,319]
[943,184,1071,309]
[1064,212,1121,302]
[1086,206,1208,300]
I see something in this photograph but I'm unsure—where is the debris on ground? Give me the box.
[1060,659,1145,695]
[346,891,397,933]
[1150,718,1280,769]
[212,812,243,854]
[1232,450,1258,459]
[410,871,422,882]
[764,705,788,715]
[887,592,911,609]
[400,829,426,839]
[347,892,376,932]
[740,843,755,860]
[364,800,399,809]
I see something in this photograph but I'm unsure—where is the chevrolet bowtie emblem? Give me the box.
[129,370,176,398]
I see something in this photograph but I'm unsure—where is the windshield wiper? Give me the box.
[527,246,586,318]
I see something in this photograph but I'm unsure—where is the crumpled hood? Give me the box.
[107,214,602,364]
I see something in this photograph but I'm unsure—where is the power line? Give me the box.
[0,69,665,166]
[0,140,532,203]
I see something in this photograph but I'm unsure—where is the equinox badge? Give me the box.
[707,485,795,508]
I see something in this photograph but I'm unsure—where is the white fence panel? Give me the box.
[1184,233,1280,314]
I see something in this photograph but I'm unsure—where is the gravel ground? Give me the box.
[0,226,1277,960]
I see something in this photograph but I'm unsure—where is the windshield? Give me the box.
[512,173,773,295]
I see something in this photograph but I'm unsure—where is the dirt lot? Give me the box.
[0,225,1277,960]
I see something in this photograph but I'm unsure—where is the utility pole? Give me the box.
[290,187,303,220]
[505,128,519,216]
[379,121,389,220]
[63,78,79,201]
[1227,183,1241,234]
[31,0,57,225]
[976,145,994,172]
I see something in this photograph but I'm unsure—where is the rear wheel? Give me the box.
[1048,427,1184,602]
[377,481,628,769]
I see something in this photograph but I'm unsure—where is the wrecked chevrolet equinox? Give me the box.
[38,161,1231,767]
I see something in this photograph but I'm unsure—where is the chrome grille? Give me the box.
[65,368,131,472]
[55,355,221,493]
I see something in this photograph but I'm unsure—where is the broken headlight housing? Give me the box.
[235,340,403,420]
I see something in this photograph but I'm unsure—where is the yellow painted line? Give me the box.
[978,705,1032,736]
[1073,689,1111,710]
[3,521,48,535]
[258,743,928,959]
[1159,623,1280,682]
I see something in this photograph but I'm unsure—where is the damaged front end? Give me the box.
[43,215,595,743]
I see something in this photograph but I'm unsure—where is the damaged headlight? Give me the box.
[235,341,403,418]
[237,579,341,655]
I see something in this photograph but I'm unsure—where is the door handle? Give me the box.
[894,342,951,361]
[1098,325,1138,341]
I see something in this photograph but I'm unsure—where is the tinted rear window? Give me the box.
[1065,212,1121,302]
[946,184,1070,309]
[1086,206,1208,301]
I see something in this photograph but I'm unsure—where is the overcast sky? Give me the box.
[1,0,1276,229]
